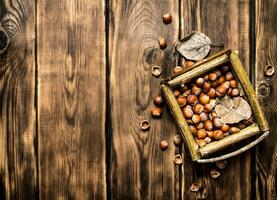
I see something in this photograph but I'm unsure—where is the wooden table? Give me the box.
[0,0,276,199]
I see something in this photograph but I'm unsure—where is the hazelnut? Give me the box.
[221,65,230,74]
[190,125,198,136]
[213,117,223,128]
[210,169,221,179]
[200,112,208,122]
[225,71,234,81]
[221,124,230,133]
[209,72,217,81]
[231,88,239,97]
[186,119,193,125]
[211,111,218,118]
[214,70,222,77]
[173,90,181,97]
[197,139,207,147]
[192,114,201,124]
[204,136,212,144]
[229,80,238,88]
[204,103,214,113]
[163,13,172,24]
[153,95,163,107]
[196,77,205,87]
[207,131,214,138]
[151,107,163,118]
[209,99,216,107]
[213,130,224,140]
[180,84,188,92]
[183,106,193,118]
[199,94,210,105]
[197,129,207,139]
[218,76,225,84]
[207,88,216,99]
[187,94,198,105]
[173,66,183,74]
[204,120,213,131]
[173,134,182,146]
[193,104,204,114]
[227,88,232,96]
[160,139,168,150]
[191,85,202,96]
[204,74,209,81]
[203,82,211,92]
[223,81,230,89]
[196,122,204,130]
[186,60,194,68]
[183,89,191,96]
[216,85,227,97]
[229,127,240,134]
[158,38,167,49]
[177,96,187,106]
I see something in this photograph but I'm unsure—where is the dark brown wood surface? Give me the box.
[37,0,106,199]
[0,0,276,199]
[255,0,276,199]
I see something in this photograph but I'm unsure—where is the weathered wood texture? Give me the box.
[37,0,106,199]
[0,0,37,199]
[181,1,252,199]
[109,0,181,199]
[255,0,277,199]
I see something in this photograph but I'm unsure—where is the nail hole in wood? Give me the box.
[0,27,9,54]
[264,64,275,77]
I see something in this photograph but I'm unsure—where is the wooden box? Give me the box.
[161,49,270,163]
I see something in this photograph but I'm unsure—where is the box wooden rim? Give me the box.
[160,49,269,161]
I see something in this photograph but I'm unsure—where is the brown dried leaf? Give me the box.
[177,31,211,61]
[215,97,252,124]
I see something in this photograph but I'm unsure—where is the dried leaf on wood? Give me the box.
[177,31,211,61]
[215,96,252,124]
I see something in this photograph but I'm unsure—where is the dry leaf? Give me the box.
[177,31,211,61]
[215,96,252,124]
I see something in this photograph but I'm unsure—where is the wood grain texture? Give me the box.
[181,0,251,199]
[0,0,37,199]
[37,0,106,199]
[255,0,277,199]
[109,0,181,199]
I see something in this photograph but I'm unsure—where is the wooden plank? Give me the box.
[0,0,37,199]
[181,0,251,199]
[109,0,181,199]
[255,0,277,199]
[37,0,106,199]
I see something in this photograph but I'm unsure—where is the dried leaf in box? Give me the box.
[177,31,211,61]
[215,96,252,124]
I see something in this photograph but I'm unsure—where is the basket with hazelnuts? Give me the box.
[161,49,270,162]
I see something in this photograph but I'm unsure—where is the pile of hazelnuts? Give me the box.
[173,64,254,148]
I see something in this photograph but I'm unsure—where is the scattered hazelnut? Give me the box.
[177,96,187,106]
[173,66,183,74]
[231,88,239,97]
[151,107,162,118]
[204,74,209,81]
[190,125,198,136]
[190,183,200,192]
[213,118,223,128]
[183,106,193,118]
[151,65,162,77]
[197,129,207,139]
[153,95,163,107]
[180,84,188,92]
[210,169,221,179]
[199,94,210,105]
[163,13,172,24]
[160,139,168,150]
[187,94,198,105]
[158,38,167,49]
[207,88,216,99]
[216,85,227,97]
[141,120,150,130]
[203,82,211,92]
[204,120,213,131]
[204,103,214,113]
[192,114,201,124]
[229,80,238,88]
[193,104,204,114]
[227,88,232,96]
[173,90,181,97]
[197,139,207,147]
[173,154,183,165]
[211,111,218,118]
[223,81,230,89]
[186,119,193,125]
[225,71,234,81]
[213,130,224,140]
[207,131,214,138]
[229,127,240,134]
[216,160,227,169]
[209,72,217,81]
[210,80,219,88]
[221,124,230,133]
[214,70,222,77]
[183,89,191,96]
[200,112,208,122]
[196,77,205,87]
[221,65,230,74]
[173,134,182,146]
[186,60,194,68]
[204,136,212,144]
[191,85,202,96]
[218,76,225,84]
[196,122,204,129]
